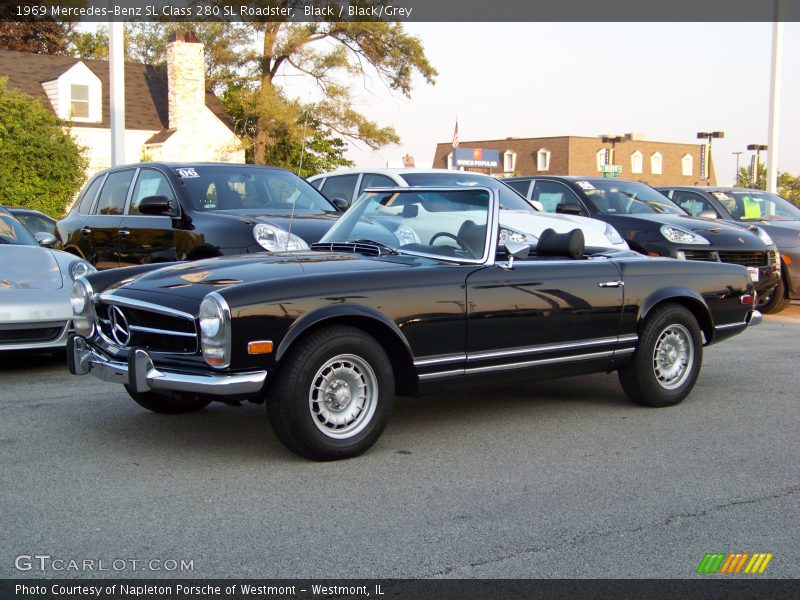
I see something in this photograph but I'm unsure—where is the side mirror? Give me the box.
[500,241,530,270]
[331,197,350,211]
[697,210,718,219]
[138,195,177,216]
[529,200,545,212]
[556,202,583,216]
[35,232,57,247]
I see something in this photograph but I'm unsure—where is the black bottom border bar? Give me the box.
[2,579,798,600]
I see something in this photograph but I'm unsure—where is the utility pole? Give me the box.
[766,13,783,193]
[109,20,125,166]
[732,151,743,184]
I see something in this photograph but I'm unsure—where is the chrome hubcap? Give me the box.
[309,354,378,439]
[652,324,694,390]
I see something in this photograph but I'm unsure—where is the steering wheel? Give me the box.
[429,232,465,249]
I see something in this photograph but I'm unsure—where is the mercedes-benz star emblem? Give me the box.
[109,306,131,346]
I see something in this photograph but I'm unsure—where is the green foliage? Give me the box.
[0,79,87,218]
[737,165,766,189]
[777,172,800,208]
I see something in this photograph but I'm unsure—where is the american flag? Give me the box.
[452,120,459,149]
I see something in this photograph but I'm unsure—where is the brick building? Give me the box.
[432,135,717,185]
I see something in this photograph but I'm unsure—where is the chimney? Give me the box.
[166,33,205,130]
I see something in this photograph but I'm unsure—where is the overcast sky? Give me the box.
[302,22,800,184]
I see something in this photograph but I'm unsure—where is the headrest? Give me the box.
[536,228,585,260]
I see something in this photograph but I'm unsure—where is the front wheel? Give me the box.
[618,304,703,407]
[759,276,789,314]
[124,385,211,414]
[267,326,395,460]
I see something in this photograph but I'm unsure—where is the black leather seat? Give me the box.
[457,220,487,258]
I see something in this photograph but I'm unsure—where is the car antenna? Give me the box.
[286,105,311,250]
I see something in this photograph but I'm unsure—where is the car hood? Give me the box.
[105,251,410,302]
[205,210,341,244]
[0,245,63,290]
[502,210,627,249]
[608,213,768,249]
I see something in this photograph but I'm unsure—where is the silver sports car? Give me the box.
[1,206,95,351]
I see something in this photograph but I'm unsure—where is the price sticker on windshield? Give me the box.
[176,168,199,178]
[576,181,595,190]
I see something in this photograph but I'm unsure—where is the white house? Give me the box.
[0,35,244,176]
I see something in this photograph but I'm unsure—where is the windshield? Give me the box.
[711,190,800,221]
[319,189,492,261]
[0,212,37,246]
[580,180,685,215]
[400,172,535,212]
[176,167,337,213]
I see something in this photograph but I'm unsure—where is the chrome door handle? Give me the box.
[598,281,624,288]
[118,229,131,237]
[80,227,92,235]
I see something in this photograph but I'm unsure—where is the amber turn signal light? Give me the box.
[247,340,274,355]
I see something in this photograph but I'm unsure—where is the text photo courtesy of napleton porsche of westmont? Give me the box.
[1,1,799,599]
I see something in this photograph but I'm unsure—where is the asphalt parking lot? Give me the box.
[1,305,798,579]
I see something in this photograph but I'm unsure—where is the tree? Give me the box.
[0,79,87,217]
[736,164,766,189]
[124,17,437,168]
[778,172,800,208]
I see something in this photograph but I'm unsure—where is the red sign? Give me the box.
[473,148,483,160]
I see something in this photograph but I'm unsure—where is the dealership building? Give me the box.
[432,134,717,185]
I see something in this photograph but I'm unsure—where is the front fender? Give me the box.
[275,304,414,364]
[84,262,184,294]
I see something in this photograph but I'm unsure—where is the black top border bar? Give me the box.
[3,0,800,23]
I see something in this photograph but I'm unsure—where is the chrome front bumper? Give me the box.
[67,336,267,397]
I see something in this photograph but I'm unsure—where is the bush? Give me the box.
[0,78,87,217]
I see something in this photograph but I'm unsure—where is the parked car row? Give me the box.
[2,161,791,459]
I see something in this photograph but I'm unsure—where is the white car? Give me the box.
[1,207,95,351]
[308,168,628,250]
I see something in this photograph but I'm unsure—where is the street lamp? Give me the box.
[696,131,724,182]
[599,134,625,167]
[732,151,743,184]
[746,144,768,187]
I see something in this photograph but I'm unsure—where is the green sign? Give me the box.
[601,164,622,178]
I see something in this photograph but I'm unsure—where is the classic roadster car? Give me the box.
[68,187,760,460]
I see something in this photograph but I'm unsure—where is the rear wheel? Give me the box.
[759,276,789,314]
[267,325,395,460]
[124,385,211,414]
[618,304,703,407]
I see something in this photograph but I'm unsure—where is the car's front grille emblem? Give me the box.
[109,306,131,347]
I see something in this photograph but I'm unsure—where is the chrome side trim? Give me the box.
[464,350,615,375]
[128,324,196,338]
[466,335,635,362]
[715,320,748,331]
[99,293,195,321]
[419,350,616,380]
[413,354,467,367]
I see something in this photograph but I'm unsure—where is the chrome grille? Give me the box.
[95,300,198,354]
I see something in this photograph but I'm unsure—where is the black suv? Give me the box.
[57,163,343,269]
[504,176,781,308]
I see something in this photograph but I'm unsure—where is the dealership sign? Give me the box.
[453,148,500,168]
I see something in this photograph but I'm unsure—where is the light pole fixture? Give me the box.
[732,151,743,184]
[696,131,724,183]
[599,135,625,166]
[746,144,768,187]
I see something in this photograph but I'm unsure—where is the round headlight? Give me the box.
[604,223,625,245]
[69,260,96,280]
[70,280,88,315]
[199,297,223,337]
[749,226,774,246]
[499,227,537,245]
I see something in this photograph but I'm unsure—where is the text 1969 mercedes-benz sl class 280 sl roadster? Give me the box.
[68,186,760,460]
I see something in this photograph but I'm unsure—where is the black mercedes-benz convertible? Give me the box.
[68,186,760,460]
